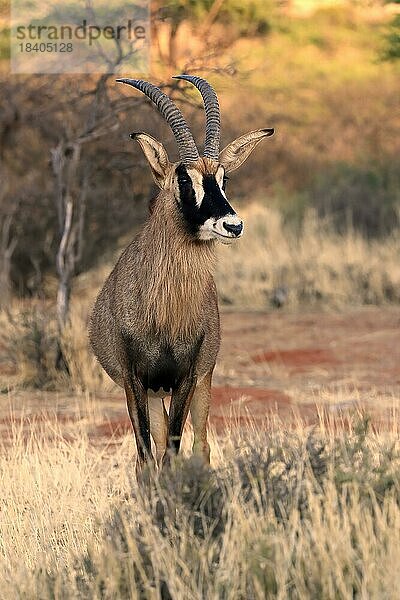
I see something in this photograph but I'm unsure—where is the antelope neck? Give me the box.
[138,192,216,339]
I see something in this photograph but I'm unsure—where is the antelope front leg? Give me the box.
[167,374,197,457]
[123,373,152,472]
[190,369,212,464]
[149,399,168,467]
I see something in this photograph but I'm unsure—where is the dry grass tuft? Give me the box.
[60,302,116,394]
[1,406,399,598]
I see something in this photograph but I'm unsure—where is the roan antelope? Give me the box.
[89,75,274,470]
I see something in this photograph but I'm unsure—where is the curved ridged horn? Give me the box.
[173,74,221,161]
[116,78,199,164]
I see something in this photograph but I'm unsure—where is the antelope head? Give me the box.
[116,75,274,244]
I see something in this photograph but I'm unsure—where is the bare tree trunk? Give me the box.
[56,193,74,331]
[0,209,18,311]
[51,141,84,371]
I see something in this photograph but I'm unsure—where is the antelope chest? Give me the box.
[125,331,204,396]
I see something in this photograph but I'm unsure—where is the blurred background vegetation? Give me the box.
[0,0,399,386]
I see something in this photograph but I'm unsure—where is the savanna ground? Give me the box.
[1,304,400,439]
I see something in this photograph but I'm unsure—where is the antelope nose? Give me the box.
[223,221,243,236]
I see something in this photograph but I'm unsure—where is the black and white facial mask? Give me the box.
[176,163,243,244]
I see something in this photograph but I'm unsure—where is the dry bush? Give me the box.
[1,408,399,598]
[0,300,114,393]
[60,301,116,394]
[0,303,57,389]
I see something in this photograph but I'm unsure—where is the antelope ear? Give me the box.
[219,128,274,173]
[130,132,171,189]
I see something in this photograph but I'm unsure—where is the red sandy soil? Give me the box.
[0,307,399,442]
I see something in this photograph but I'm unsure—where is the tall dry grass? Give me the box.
[1,404,399,598]
[217,204,400,308]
